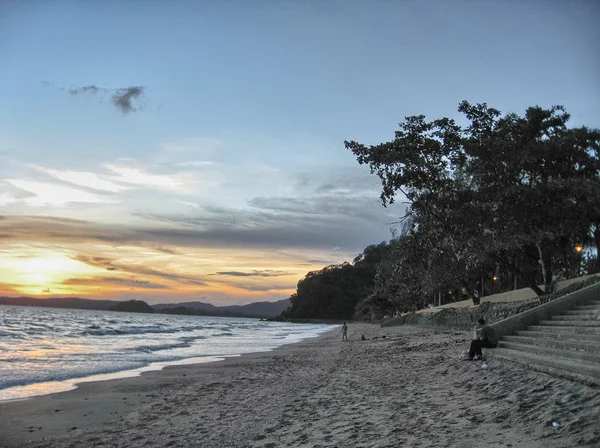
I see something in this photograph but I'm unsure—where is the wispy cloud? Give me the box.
[112,86,145,114]
[175,161,217,167]
[175,200,201,208]
[74,255,206,286]
[62,276,168,290]
[103,164,196,193]
[236,284,291,292]
[0,281,22,295]
[67,84,146,114]
[31,165,131,192]
[4,179,115,206]
[0,193,400,251]
[212,270,292,277]
[0,192,17,206]
[160,138,224,154]
[69,85,102,96]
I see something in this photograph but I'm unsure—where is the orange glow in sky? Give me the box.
[0,239,336,305]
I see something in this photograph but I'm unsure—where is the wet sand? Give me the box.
[1,324,598,448]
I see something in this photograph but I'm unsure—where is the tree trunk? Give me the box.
[387,297,400,315]
[537,242,547,289]
[492,252,545,296]
[512,257,518,290]
[524,278,545,296]
[594,225,600,259]
[480,270,484,297]
[536,242,553,294]
[460,282,479,305]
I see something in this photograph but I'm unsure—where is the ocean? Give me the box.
[0,305,334,401]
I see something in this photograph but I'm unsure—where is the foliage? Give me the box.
[540,275,600,304]
[282,242,391,320]
[346,101,600,316]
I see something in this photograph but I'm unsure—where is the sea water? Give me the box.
[0,305,334,400]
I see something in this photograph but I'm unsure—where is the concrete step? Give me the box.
[576,304,600,311]
[498,341,600,364]
[564,309,600,316]
[493,347,600,387]
[527,325,600,335]
[539,320,600,327]
[515,330,600,343]
[552,314,600,321]
[502,335,600,353]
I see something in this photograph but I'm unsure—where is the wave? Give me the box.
[81,325,204,337]
[0,362,147,390]
[0,307,336,400]
[128,342,192,353]
[179,335,207,343]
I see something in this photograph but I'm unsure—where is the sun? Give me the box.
[0,248,104,295]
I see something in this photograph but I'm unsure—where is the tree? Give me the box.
[346,101,600,298]
[283,242,391,320]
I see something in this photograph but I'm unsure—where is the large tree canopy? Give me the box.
[346,101,600,309]
[282,242,391,320]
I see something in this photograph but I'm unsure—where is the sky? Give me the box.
[0,0,599,305]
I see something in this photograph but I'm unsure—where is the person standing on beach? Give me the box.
[468,318,497,360]
[341,322,348,341]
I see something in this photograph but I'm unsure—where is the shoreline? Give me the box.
[0,354,235,402]
[1,323,598,447]
[0,327,340,446]
[0,323,336,403]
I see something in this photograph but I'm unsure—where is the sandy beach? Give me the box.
[1,323,598,448]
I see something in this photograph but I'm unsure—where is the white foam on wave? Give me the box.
[0,355,229,401]
[0,305,335,401]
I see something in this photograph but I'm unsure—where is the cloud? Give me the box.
[69,85,102,96]
[0,192,17,206]
[62,276,168,290]
[237,284,290,292]
[150,246,180,255]
[160,138,224,154]
[246,195,388,221]
[66,84,146,114]
[315,183,352,195]
[288,169,383,198]
[0,281,22,295]
[103,164,195,192]
[4,179,115,206]
[31,165,130,192]
[112,86,145,114]
[0,190,401,252]
[212,270,292,277]
[176,161,217,167]
[175,200,201,208]
[73,254,206,286]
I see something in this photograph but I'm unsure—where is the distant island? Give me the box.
[110,299,154,313]
[0,296,291,319]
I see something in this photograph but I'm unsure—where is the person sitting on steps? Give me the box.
[468,318,498,361]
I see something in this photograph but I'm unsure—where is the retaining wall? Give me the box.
[490,281,600,337]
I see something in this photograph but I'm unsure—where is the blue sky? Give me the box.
[0,0,598,304]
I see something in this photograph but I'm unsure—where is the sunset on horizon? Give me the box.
[2,2,600,446]
[1,1,598,306]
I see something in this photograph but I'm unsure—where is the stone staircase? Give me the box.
[493,299,600,386]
